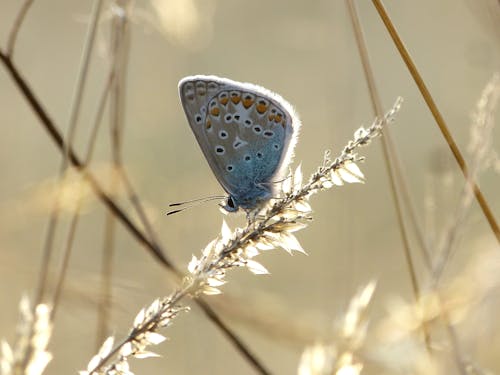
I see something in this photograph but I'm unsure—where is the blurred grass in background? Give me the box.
[0,0,499,374]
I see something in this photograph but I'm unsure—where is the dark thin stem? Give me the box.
[371,0,500,244]
[0,50,272,375]
[48,0,104,319]
[348,0,432,268]
[0,50,173,268]
[51,50,116,321]
[106,11,162,249]
[50,206,80,320]
[369,2,482,372]
[6,0,35,57]
[95,2,129,347]
[346,0,431,350]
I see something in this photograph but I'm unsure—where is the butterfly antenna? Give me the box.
[166,195,226,216]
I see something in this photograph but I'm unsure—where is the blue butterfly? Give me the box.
[179,75,300,213]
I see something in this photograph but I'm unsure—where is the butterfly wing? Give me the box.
[179,75,301,202]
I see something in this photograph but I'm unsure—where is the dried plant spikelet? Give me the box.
[114,358,131,374]
[276,207,301,219]
[143,332,166,346]
[281,173,293,194]
[133,308,146,327]
[320,178,334,189]
[343,282,375,340]
[294,199,312,213]
[357,282,376,306]
[202,239,217,256]
[246,260,270,275]
[272,220,307,233]
[202,285,222,295]
[187,255,199,274]
[279,231,306,254]
[20,295,33,320]
[134,350,161,359]
[384,97,404,122]
[353,127,370,142]
[207,277,226,287]
[338,165,364,184]
[220,219,231,241]
[26,351,52,375]
[294,164,303,192]
[330,170,344,186]
[255,238,275,251]
[336,360,362,375]
[1,340,13,374]
[87,354,102,372]
[298,343,336,375]
[343,162,365,182]
[243,244,259,258]
[148,299,163,319]
[97,337,114,359]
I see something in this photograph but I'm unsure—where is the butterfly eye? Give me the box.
[215,146,225,155]
[227,197,236,209]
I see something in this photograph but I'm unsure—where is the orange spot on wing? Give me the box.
[231,93,241,104]
[206,119,212,129]
[256,103,268,114]
[210,107,220,116]
[242,98,254,109]
[274,114,283,123]
[268,114,275,121]
[220,97,229,105]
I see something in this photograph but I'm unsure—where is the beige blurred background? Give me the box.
[0,0,499,374]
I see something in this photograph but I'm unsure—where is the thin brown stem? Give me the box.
[371,0,500,244]
[95,2,130,347]
[346,0,431,350]
[47,0,104,320]
[6,0,34,57]
[50,54,117,321]
[369,2,489,373]
[0,49,173,268]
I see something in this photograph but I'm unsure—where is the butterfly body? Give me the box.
[179,75,300,212]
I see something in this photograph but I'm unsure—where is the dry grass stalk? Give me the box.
[0,297,52,375]
[297,282,376,375]
[80,99,403,374]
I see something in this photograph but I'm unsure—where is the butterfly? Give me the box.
[178,75,301,213]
